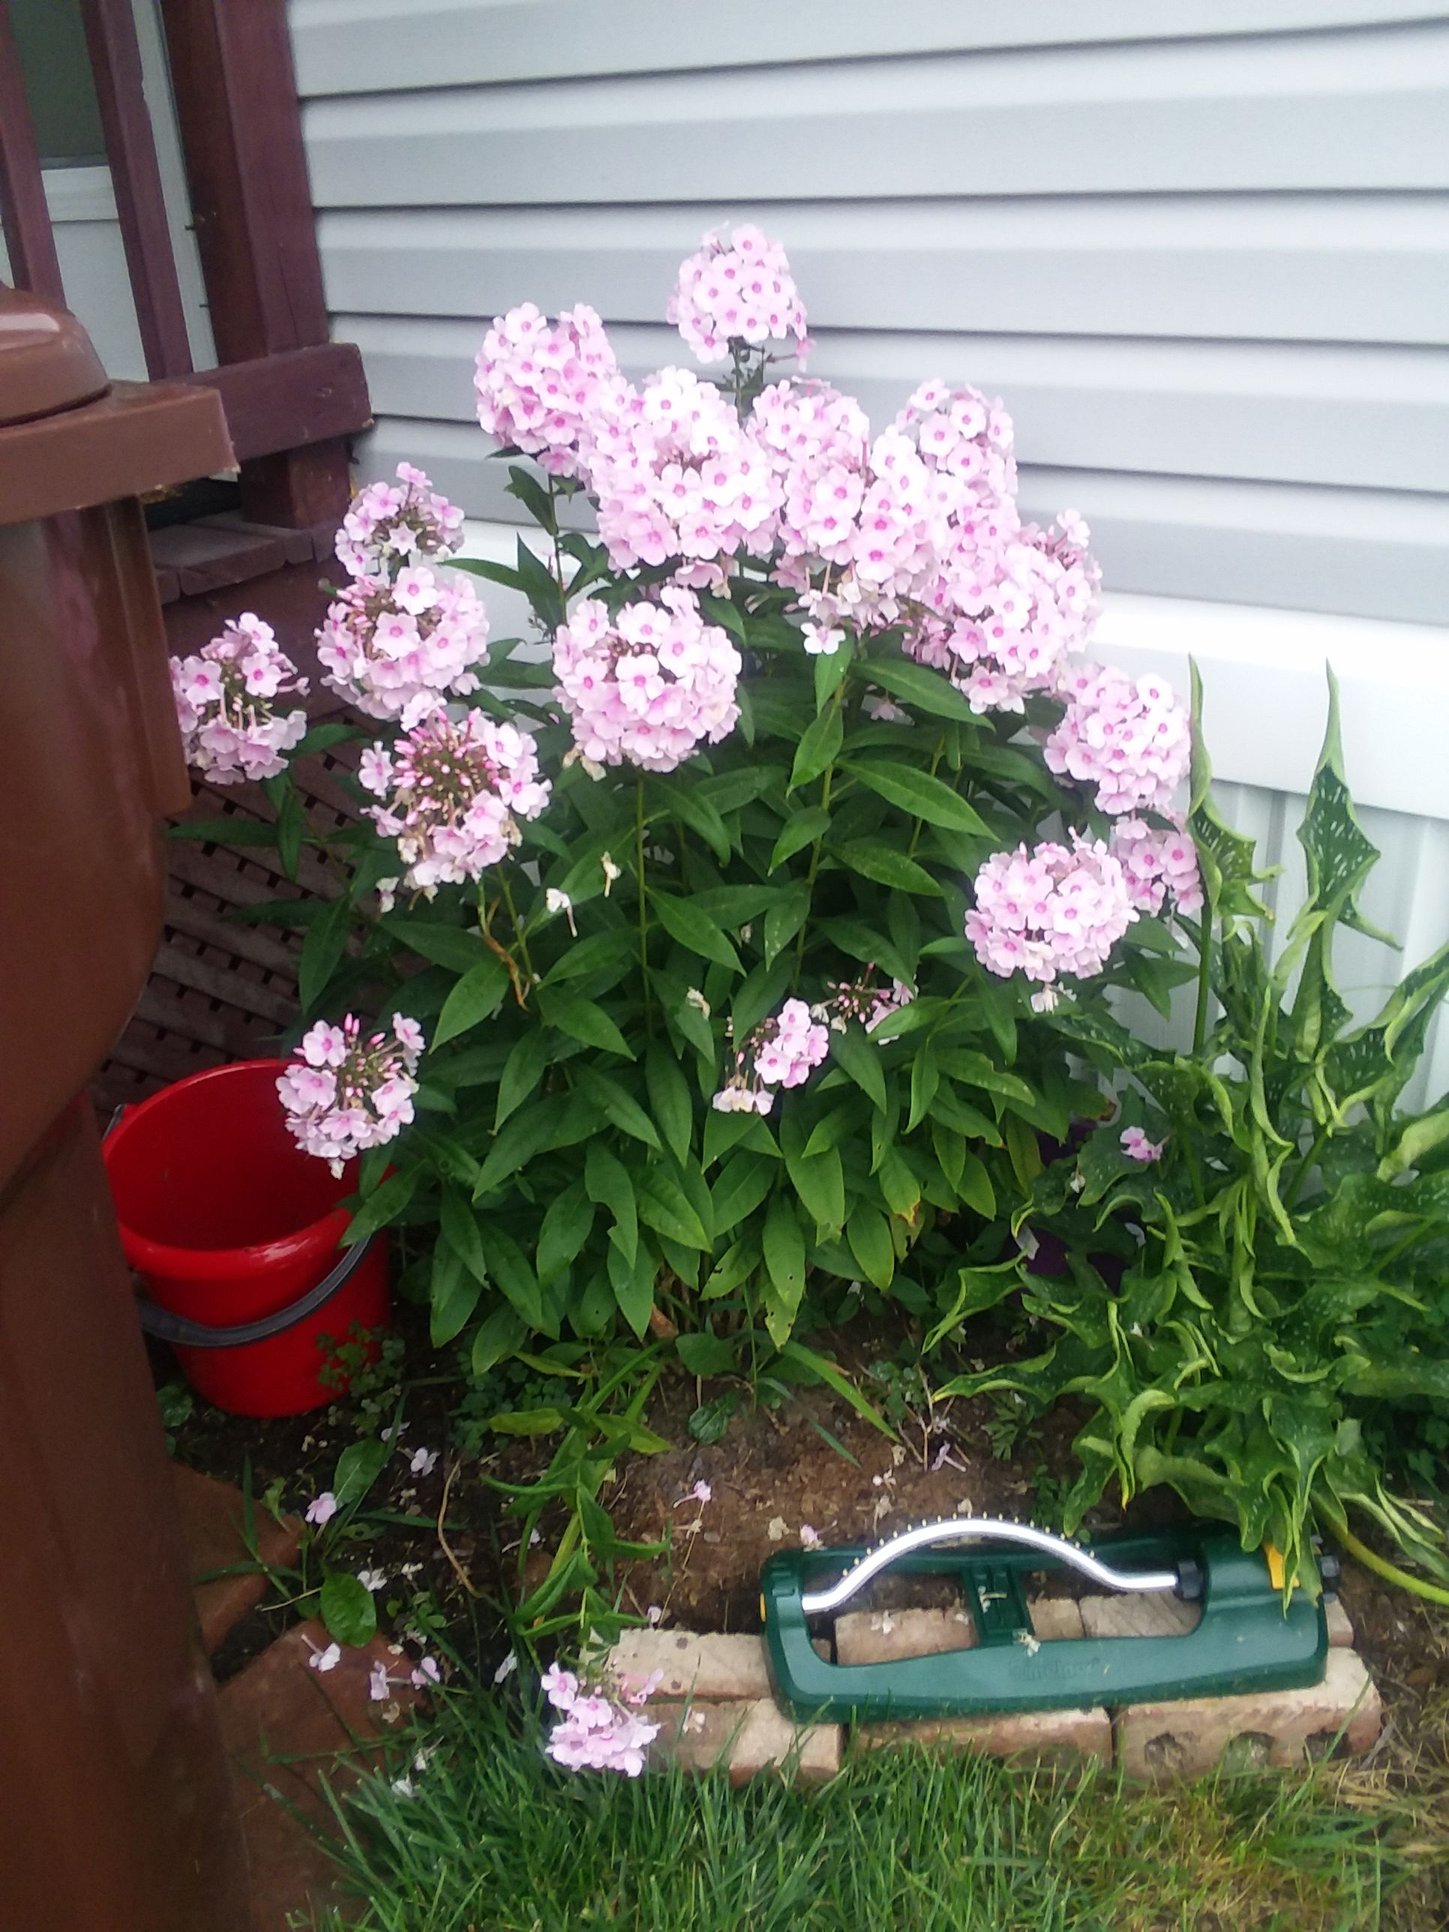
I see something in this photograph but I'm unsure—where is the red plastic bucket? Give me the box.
[103,1059,390,1417]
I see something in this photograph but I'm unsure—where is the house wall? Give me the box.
[286,0,1449,1098]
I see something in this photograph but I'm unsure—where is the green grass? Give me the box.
[306,1690,1433,1932]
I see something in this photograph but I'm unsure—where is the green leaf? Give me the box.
[542,928,635,986]
[803,1106,857,1159]
[320,1572,377,1647]
[763,885,811,969]
[785,1144,846,1235]
[539,988,635,1059]
[382,917,488,974]
[439,1183,488,1282]
[813,644,851,710]
[331,1437,390,1509]
[676,1331,737,1377]
[788,703,844,793]
[656,778,733,865]
[779,1341,894,1437]
[477,1224,545,1330]
[496,1029,551,1127]
[835,839,942,897]
[846,1202,895,1290]
[169,815,279,846]
[536,1181,596,1284]
[343,1166,419,1245]
[958,1151,997,1218]
[298,897,350,1010]
[430,1240,481,1346]
[585,1141,638,1265]
[275,790,304,882]
[769,807,830,872]
[608,1235,656,1339]
[908,1042,940,1133]
[651,892,743,972]
[830,1022,887,1112]
[851,656,979,722]
[471,1304,527,1376]
[711,1151,777,1232]
[646,1044,695,1165]
[846,760,991,838]
[637,1166,712,1250]
[574,1067,663,1151]
[433,957,510,1047]
[762,1197,806,1345]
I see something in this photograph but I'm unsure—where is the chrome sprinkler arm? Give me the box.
[798,1518,1181,1618]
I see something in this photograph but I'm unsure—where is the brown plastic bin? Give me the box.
[0,291,253,1932]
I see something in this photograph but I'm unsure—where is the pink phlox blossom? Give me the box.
[589,367,781,571]
[967,835,1137,988]
[667,224,809,366]
[800,1524,823,1550]
[410,1656,442,1689]
[540,1663,579,1712]
[712,996,830,1115]
[360,707,551,895]
[316,567,489,723]
[307,1641,342,1674]
[409,1446,439,1478]
[1121,1125,1166,1164]
[171,613,309,783]
[335,462,464,576]
[553,587,741,773]
[278,1014,425,1174]
[305,1491,339,1527]
[674,1480,712,1508]
[1045,664,1190,815]
[1110,814,1204,917]
[541,1665,661,1779]
[367,1660,391,1703]
[909,512,1101,717]
[474,301,622,481]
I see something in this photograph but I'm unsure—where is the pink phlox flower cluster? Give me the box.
[821,972,915,1036]
[896,379,1016,505]
[361,707,550,896]
[712,998,830,1115]
[316,567,489,725]
[552,587,741,773]
[1121,1126,1166,1164]
[474,301,622,481]
[171,613,308,783]
[769,417,948,647]
[966,836,1137,989]
[667,223,809,366]
[589,367,779,572]
[277,1013,425,1175]
[912,511,1102,715]
[335,461,465,576]
[540,1664,660,1778]
[1110,814,1204,917]
[1046,664,1190,815]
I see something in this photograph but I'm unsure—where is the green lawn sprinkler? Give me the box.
[761,1518,1333,1722]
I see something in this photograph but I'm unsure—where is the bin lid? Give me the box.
[0,289,109,427]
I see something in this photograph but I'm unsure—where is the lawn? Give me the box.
[307,1681,1449,1932]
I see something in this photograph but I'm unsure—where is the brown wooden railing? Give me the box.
[0,0,369,529]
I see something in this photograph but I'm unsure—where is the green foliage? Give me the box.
[269,487,1179,1403]
[934,673,1449,1599]
[307,1680,1425,1932]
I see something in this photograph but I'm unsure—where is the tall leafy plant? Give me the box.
[933,673,1449,1599]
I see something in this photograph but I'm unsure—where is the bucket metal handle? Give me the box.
[106,1102,376,1351]
[134,1236,375,1351]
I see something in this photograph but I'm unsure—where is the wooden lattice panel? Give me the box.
[95,742,361,1117]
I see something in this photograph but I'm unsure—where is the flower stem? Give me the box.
[1191,912,1213,1056]
[1318,1505,1449,1606]
[635,777,655,1035]
[498,873,537,989]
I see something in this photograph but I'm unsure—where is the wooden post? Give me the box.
[0,0,65,301]
[79,0,194,379]
[156,0,350,527]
